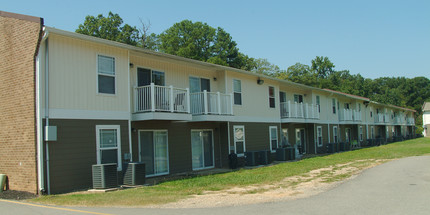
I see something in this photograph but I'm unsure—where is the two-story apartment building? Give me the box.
[0,11,416,195]
[423,102,430,137]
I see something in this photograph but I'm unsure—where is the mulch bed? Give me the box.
[0,190,37,200]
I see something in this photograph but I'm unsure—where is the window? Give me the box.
[139,130,169,176]
[294,94,303,103]
[317,126,323,147]
[359,126,363,141]
[269,126,278,152]
[233,79,242,105]
[333,126,338,143]
[316,95,320,112]
[96,125,122,171]
[344,103,350,109]
[332,99,336,114]
[97,55,115,94]
[137,68,165,86]
[269,86,275,108]
[233,126,245,156]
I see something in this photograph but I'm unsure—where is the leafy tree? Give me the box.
[311,56,335,78]
[251,58,284,75]
[76,12,139,46]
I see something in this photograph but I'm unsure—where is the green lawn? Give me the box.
[30,138,430,207]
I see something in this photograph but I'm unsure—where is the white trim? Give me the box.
[268,86,276,108]
[333,126,338,143]
[36,49,44,193]
[191,129,215,171]
[48,109,130,120]
[96,125,122,171]
[269,126,278,152]
[230,116,282,123]
[233,125,246,156]
[96,54,117,95]
[133,112,192,121]
[317,126,323,147]
[127,50,133,162]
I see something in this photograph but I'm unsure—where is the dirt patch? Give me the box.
[0,190,37,200]
[155,159,389,208]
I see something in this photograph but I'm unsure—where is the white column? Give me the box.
[170,85,174,112]
[217,92,221,115]
[203,90,208,115]
[230,93,234,115]
[186,88,190,114]
[150,83,155,112]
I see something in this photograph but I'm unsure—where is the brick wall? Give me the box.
[0,11,43,194]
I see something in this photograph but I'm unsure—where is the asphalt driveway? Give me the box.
[1,155,429,215]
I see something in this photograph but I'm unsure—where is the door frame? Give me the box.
[295,128,306,154]
[191,129,215,171]
[138,129,170,177]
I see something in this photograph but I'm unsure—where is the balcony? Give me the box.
[374,113,385,123]
[190,90,233,115]
[339,109,362,122]
[407,117,415,125]
[280,101,319,120]
[393,116,405,124]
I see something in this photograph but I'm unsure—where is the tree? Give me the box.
[311,56,335,78]
[251,58,284,75]
[76,12,139,46]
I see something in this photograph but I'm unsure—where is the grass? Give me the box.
[30,138,430,207]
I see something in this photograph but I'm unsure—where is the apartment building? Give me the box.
[0,11,416,194]
[423,102,430,137]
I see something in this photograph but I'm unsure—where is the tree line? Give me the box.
[76,12,430,133]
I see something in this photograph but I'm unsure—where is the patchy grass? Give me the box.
[30,138,430,207]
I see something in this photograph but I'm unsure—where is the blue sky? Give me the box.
[4,0,429,79]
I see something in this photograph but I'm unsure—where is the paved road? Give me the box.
[1,156,429,215]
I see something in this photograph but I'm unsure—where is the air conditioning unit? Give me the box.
[92,163,118,189]
[259,150,272,165]
[123,162,146,186]
[276,148,287,161]
[245,151,258,166]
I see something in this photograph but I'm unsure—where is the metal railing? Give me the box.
[134,83,190,113]
[190,90,233,115]
[280,101,319,119]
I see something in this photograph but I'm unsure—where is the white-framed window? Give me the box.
[316,95,320,112]
[269,126,278,152]
[332,98,336,114]
[317,126,323,147]
[138,130,169,177]
[269,86,275,108]
[233,125,245,156]
[97,55,116,94]
[96,125,122,171]
[233,79,242,105]
[333,126,338,143]
[359,126,363,141]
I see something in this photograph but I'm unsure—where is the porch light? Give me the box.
[257,78,264,85]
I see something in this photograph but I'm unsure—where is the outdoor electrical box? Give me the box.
[44,126,57,141]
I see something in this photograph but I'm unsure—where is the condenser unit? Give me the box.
[123,162,146,186]
[92,163,118,189]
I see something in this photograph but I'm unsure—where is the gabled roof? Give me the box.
[423,102,430,111]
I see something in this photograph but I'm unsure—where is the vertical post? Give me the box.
[170,85,174,112]
[288,101,291,118]
[134,87,137,112]
[230,93,234,115]
[186,88,190,114]
[150,83,155,112]
[203,90,208,115]
[217,92,221,115]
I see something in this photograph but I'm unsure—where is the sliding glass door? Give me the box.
[191,130,214,170]
[139,130,169,176]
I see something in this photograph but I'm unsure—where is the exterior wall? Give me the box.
[281,123,316,154]
[424,111,430,137]
[131,121,228,175]
[45,34,130,118]
[46,119,129,194]
[0,11,42,194]
[229,122,281,152]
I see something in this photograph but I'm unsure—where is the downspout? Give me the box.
[44,36,51,195]
[127,50,133,162]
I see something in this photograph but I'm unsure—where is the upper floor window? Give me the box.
[316,95,320,112]
[233,79,242,105]
[344,103,350,109]
[269,86,275,108]
[332,98,336,114]
[97,55,115,94]
[137,68,165,86]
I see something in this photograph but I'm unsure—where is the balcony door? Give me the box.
[190,77,211,114]
[139,130,169,176]
[191,130,214,170]
[137,68,165,86]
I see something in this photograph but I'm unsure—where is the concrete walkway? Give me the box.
[1,156,429,215]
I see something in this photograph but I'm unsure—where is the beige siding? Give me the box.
[47,34,129,113]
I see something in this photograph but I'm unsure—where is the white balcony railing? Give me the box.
[407,117,415,125]
[374,113,384,123]
[384,114,391,123]
[353,111,362,121]
[134,83,190,113]
[190,90,233,115]
[280,101,319,119]
[339,109,353,121]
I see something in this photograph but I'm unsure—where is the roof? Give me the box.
[322,88,370,101]
[423,102,430,111]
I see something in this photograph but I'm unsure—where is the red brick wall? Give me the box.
[0,11,42,194]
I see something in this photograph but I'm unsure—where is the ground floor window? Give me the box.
[139,130,169,176]
[96,125,122,171]
[333,126,338,143]
[233,125,245,156]
[191,130,214,170]
[269,126,278,152]
[317,126,323,147]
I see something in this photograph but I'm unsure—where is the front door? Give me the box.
[296,128,306,154]
[191,130,214,170]
[139,130,169,176]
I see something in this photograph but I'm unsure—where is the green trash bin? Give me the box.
[0,174,6,192]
